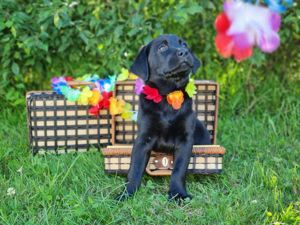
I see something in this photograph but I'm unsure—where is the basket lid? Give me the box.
[102,145,226,156]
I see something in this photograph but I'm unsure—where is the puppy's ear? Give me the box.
[191,53,201,74]
[130,43,151,81]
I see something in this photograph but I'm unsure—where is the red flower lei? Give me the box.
[142,85,163,103]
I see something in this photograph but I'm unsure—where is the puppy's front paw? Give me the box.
[168,191,192,204]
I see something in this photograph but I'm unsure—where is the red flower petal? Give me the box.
[100,91,113,109]
[65,76,73,81]
[215,12,231,33]
[233,46,253,62]
[89,105,100,115]
[102,100,110,109]
[215,33,234,58]
[153,95,162,103]
[102,91,113,99]
[142,85,162,103]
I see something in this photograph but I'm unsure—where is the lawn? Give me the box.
[0,86,299,225]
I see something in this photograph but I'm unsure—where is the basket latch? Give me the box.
[146,153,174,176]
[153,154,174,170]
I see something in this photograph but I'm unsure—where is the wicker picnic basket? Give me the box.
[110,81,219,144]
[26,84,112,154]
[102,145,225,176]
[26,80,225,175]
[103,80,225,175]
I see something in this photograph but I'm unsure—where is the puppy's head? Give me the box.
[130,34,201,88]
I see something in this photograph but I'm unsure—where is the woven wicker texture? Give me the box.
[26,91,112,154]
[26,81,219,155]
[113,81,219,145]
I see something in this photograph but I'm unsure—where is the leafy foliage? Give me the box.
[0,0,299,111]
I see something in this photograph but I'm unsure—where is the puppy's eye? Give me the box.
[182,42,188,48]
[158,43,168,52]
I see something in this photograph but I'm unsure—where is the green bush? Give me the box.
[0,0,299,110]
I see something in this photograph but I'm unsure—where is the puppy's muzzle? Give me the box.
[177,48,189,57]
[164,61,192,79]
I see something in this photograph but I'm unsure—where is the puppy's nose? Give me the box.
[177,48,188,57]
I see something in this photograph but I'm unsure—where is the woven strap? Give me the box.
[145,168,172,176]
[102,145,226,156]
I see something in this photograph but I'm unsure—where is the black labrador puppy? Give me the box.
[117,34,211,201]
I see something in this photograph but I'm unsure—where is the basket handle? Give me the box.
[145,167,172,176]
[67,81,96,87]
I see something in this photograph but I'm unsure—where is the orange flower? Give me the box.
[89,89,103,106]
[167,91,184,110]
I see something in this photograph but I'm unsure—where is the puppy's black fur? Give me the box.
[116,34,211,201]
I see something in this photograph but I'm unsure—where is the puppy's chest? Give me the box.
[150,111,192,151]
[140,97,193,135]
[160,111,181,126]
[152,110,189,134]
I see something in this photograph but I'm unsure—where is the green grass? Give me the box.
[0,88,299,224]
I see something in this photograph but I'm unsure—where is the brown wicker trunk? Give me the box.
[26,91,111,154]
[26,80,225,175]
